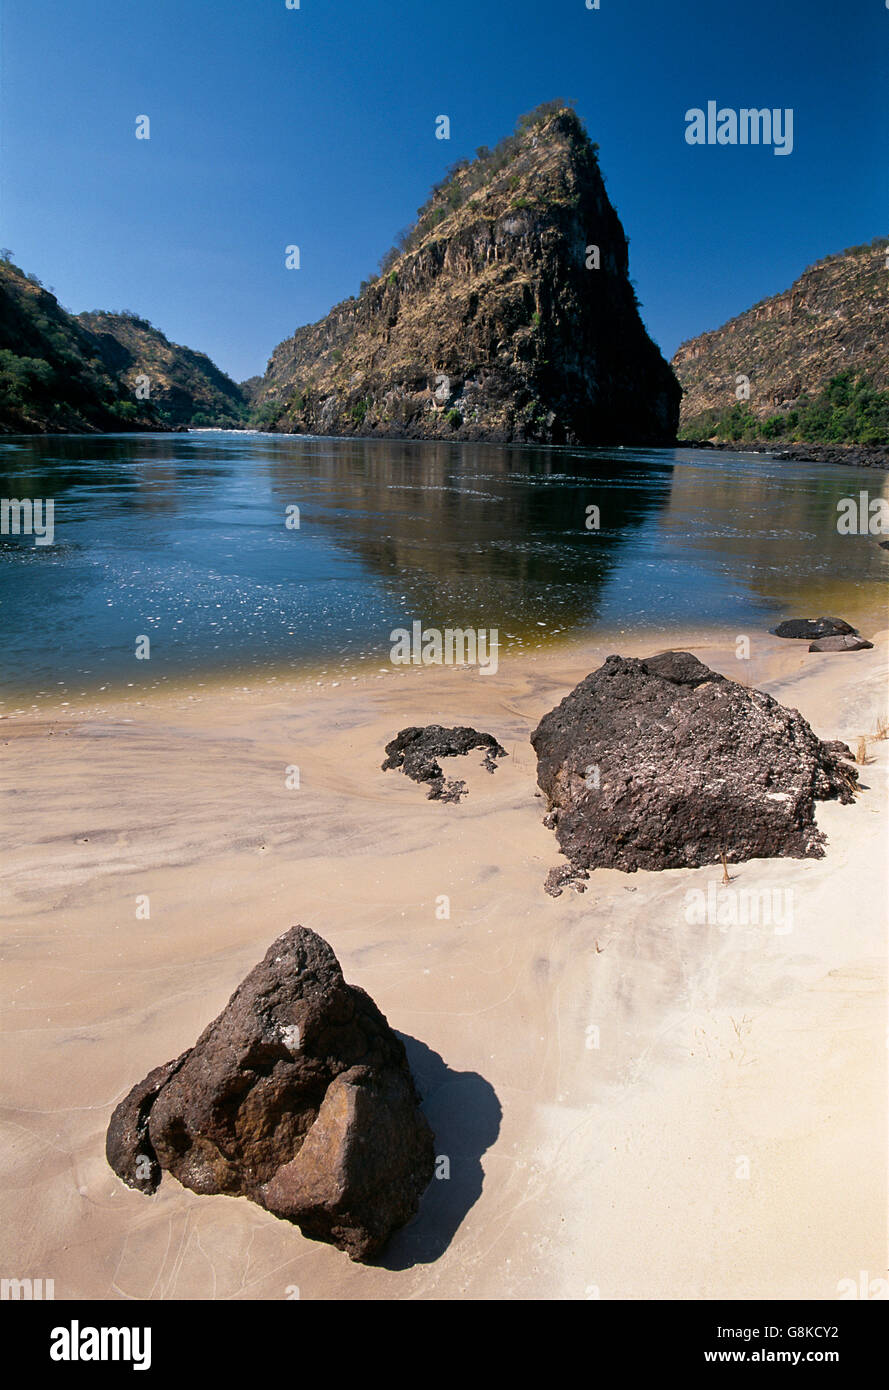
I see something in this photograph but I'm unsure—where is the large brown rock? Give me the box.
[106,927,435,1261]
[530,651,858,893]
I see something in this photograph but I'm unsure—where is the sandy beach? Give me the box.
[1,628,886,1301]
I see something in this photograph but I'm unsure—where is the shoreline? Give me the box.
[677,438,889,470]
[0,622,786,719]
[1,627,886,1299]
[4,598,889,720]
[4,427,887,469]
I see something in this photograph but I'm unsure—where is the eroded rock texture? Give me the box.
[382,724,507,802]
[106,927,435,1261]
[530,651,858,893]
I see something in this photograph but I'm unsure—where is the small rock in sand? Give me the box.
[382,724,507,802]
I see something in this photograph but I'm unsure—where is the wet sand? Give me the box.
[1,628,886,1300]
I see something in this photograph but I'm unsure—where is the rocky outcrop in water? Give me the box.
[106,926,435,1261]
[530,651,858,893]
[253,104,680,445]
[382,725,507,802]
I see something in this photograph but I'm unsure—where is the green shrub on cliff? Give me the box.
[689,373,889,446]
[251,400,283,430]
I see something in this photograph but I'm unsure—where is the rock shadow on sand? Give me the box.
[372,1034,501,1269]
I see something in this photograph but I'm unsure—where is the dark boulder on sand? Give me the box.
[530,651,858,894]
[106,927,435,1262]
[771,617,858,640]
[382,724,507,802]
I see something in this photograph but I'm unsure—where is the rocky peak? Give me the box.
[255,104,680,445]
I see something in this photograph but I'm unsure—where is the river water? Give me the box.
[1,431,886,706]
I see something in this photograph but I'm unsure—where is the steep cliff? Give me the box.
[672,238,889,441]
[77,312,248,428]
[254,105,680,445]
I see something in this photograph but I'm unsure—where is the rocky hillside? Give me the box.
[672,238,889,440]
[0,256,248,434]
[0,258,157,433]
[78,312,248,428]
[254,104,680,445]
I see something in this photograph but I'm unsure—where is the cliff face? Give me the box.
[77,312,248,428]
[255,108,680,445]
[0,260,157,433]
[672,238,889,436]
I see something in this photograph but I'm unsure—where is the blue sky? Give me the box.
[1,0,885,382]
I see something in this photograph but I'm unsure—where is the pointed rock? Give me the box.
[106,927,435,1261]
[254,105,680,445]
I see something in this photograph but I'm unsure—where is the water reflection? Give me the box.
[0,432,884,702]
